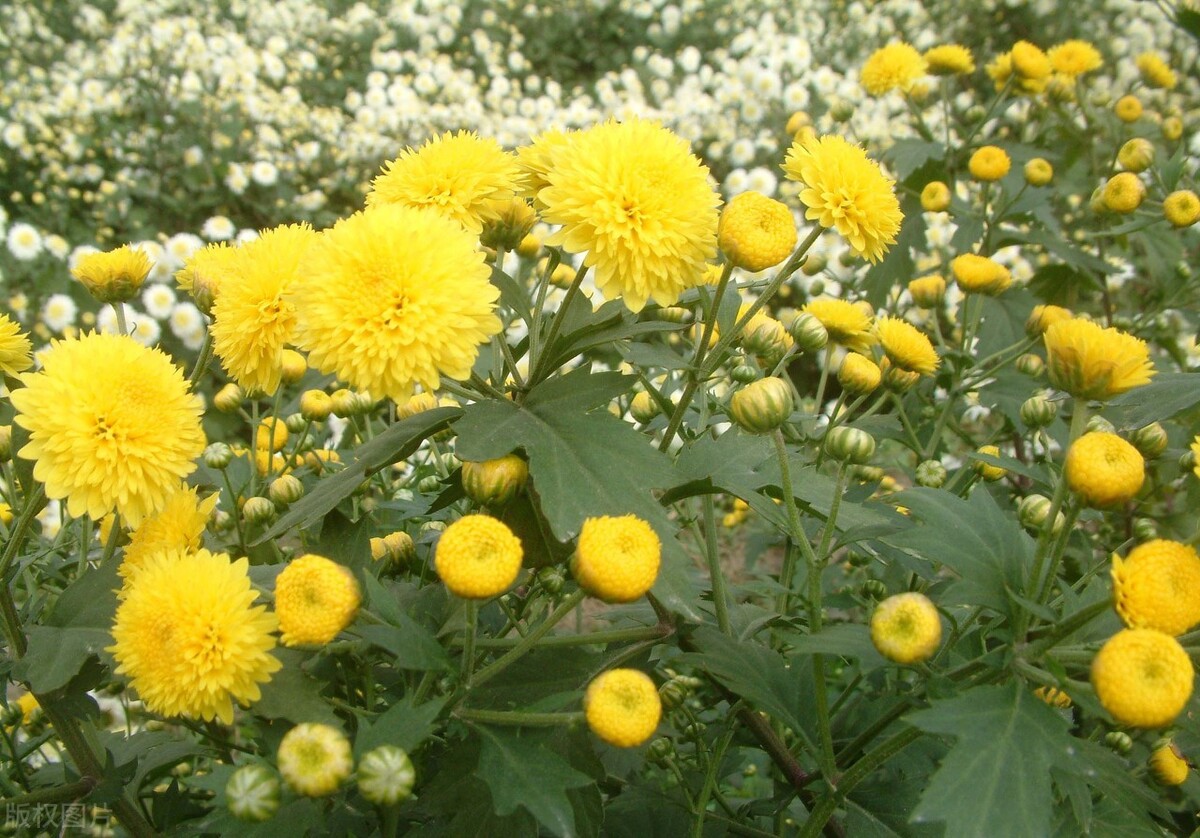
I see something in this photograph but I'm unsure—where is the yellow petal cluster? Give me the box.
[802,298,876,354]
[1091,628,1193,728]
[275,554,362,646]
[1112,540,1200,636]
[860,42,926,95]
[120,486,219,589]
[72,245,152,304]
[1047,40,1102,77]
[718,191,797,272]
[875,316,939,375]
[870,592,942,664]
[277,723,353,797]
[924,45,974,76]
[435,514,524,599]
[1043,317,1154,400]
[1064,431,1144,508]
[585,669,662,747]
[950,253,1012,295]
[572,514,661,603]
[0,314,32,376]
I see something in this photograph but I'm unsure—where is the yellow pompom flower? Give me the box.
[876,317,938,376]
[1064,431,1144,508]
[367,131,524,235]
[1024,158,1054,186]
[1047,40,1102,77]
[572,515,661,603]
[211,223,316,396]
[920,181,951,212]
[109,549,281,724]
[870,592,941,664]
[908,274,946,308]
[277,723,353,797]
[12,333,204,527]
[1114,95,1143,123]
[1043,318,1154,400]
[515,128,573,203]
[924,45,974,76]
[1112,540,1200,636]
[175,242,238,314]
[1102,172,1145,213]
[860,42,926,95]
[1163,190,1200,228]
[72,244,152,304]
[0,314,32,377]
[1149,744,1189,786]
[1136,52,1177,90]
[585,669,662,747]
[120,486,219,589]
[950,253,1012,295]
[718,191,797,272]
[1091,628,1193,728]
[435,515,523,599]
[1011,41,1052,81]
[275,554,362,646]
[783,134,902,263]
[802,298,876,354]
[291,204,501,403]
[968,146,1011,182]
[1026,304,1073,337]
[838,352,882,396]
[540,118,720,312]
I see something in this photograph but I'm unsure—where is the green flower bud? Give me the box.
[370,531,416,572]
[203,442,233,470]
[659,681,688,710]
[268,474,305,507]
[284,412,308,434]
[1016,353,1044,377]
[1117,138,1154,173]
[825,426,876,464]
[730,377,794,434]
[830,100,855,122]
[0,425,11,462]
[788,312,829,353]
[861,579,888,600]
[331,389,356,418]
[461,455,529,507]
[655,306,692,323]
[1133,517,1159,541]
[226,764,281,822]
[214,382,244,413]
[1018,494,1065,536]
[241,496,275,526]
[630,391,660,424]
[1105,730,1133,755]
[1020,395,1057,429]
[1086,415,1116,435]
[731,363,760,384]
[647,737,674,764]
[537,566,565,595]
[915,459,947,488]
[357,745,416,806]
[417,475,443,494]
[800,252,827,276]
[1130,422,1168,458]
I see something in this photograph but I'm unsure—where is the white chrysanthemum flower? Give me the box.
[226,164,249,194]
[142,284,177,320]
[169,302,204,339]
[7,223,42,261]
[44,235,69,260]
[165,233,203,265]
[250,161,278,186]
[235,228,259,244]
[41,294,78,333]
[129,312,162,347]
[202,215,236,241]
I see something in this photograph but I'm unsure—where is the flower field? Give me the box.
[3,0,1200,834]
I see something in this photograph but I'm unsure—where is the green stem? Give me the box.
[455,708,584,727]
[815,465,850,566]
[469,589,586,690]
[1025,599,1111,659]
[702,495,732,634]
[692,728,735,838]
[1034,503,1082,606]
[530,263,589,383]
[113,302,129,336]
[186,328,214,391]
[0,483,46,581]
[813,345,834,415]
[1,777,95,806]
[526,248,560,363]
[461,601,479,687]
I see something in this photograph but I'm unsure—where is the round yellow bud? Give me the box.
[837,352,882,397]
[870,592,941,664]
[1025,304,1072,337]
[1024,158,1054,186]
[974,445,1007,481]
[214,382,244,413]
[279,349,307,385]
[71,245,152,304]
[461,454,529,507]
[785,111,811,136]
[277,723,353,797]
[629,390,660,424]
[907,274,946,309]
[585,669,662,747]
[1091,628,1193,728]
[1114,95,1143,123]
[1112,539,1200,636]
[1164,190,1200,228]
[1117,138,1154,173]
[299,389,333,422]
[434,515,523,599]
[950,253,1011,295]
[516,233,541,258]
[920,181,951,212]
[255,419,289,453]
[1011,41,1051,81]
[1162,116,1184,142]
[572,514,661,603]
[729,376,794,434]
[275,554,361,646]
[1064,431,1144,508]
[718,191,798,273]
[968,146,1011,182]
[1149,744,1189,786]
[825,426,876,464]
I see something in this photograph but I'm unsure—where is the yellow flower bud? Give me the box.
[907,274,946,309]
[920,181,951,212]
[1163,190,1200,228]
[299,389,333,422]
[1114,94,1143,123]
[461,454,529,507]
[718,191,798,272]
[837,352,881,397]
[1024,158,1054,186]
[729,376,794,434]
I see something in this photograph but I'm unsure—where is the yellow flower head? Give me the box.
[1114,95,1143,123]
[968,146,1011,182]
[860,42,926,95]
[1112,540,1200,636]
[1065,431,1144,508]
[175,242,238,314]
[783,134,902,263]
[876,317,938,376]
[120,486,219,589]
[1149,744,1189,786]
[950,253,1011,295]
[1011,41,1051,81]
[1044,317,1154,400]
[275,554,361,646]
[12,333,205,527]
[908,274,946,309]
[367,130,525,235]
[924,45,974,76]
[986,52,1047,94]
[435,514,523,599]
[277,723,353,797]
[838,352,882,396]
[1047,40,1102,77]
[1163,190,1200,228]
[291,204,500,403]
[540,118,721,312]
[572,514,661,603]
[72,245,152,304]
[1136,52,1177,89]
[718,191,797,272]
[802,298,876,354]
[0,314,32,377]
[585,669,662,747]
[1091,628,1193,728]
[920,181,951,212]
[1026,304,1073,337]
[1024,158,1054,186]
[1102,172,1145,214]
[109,548,281,723]
[211,223,316,396]
[870,592,941,664]
[516,128,573,203]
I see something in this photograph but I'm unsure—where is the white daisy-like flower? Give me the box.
[7,223,42,261]
[43,235,69,260]
[250,160,278,186]
[128,312,162,347]
[165,232,203,264]
[201,215,236,241]
[40,293,77,333]
[168,301,204,339]
[141,284,177,320]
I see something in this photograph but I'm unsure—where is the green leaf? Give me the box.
[556,319,685,364]
[1106,372,1200,429]
[907,682,1078,837]
[251,650,339,726]
[474,727,593,838]
[355,695,447,757]
[1177,7,1200,40]
[785,623,888,671]
[46,559,120,629]
[12,626,111,693]
[356,622,452,671]
[886,139,946,180]
[256,406,462,543]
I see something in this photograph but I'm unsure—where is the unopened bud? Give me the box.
[300,390,333,423]
[255,419,289,453]
[1018,494,1064,535]
[462,455,529,507]
[915,459,947,488]
[0,426,11,462]
[1130,422,1168,458]
[838,353,881,397]
[1020,395,1057,428]
[357,745,416,805]
[825,426,876,464]
[242,496,276,526]
[861,579,888,599]
[280,349,307,385]
[1133,517,1159,541]
[537,566,565,595]
[1086,415,1116,435]
[974,445,1007,481]
[630,391,660,424]
[268,474,305,506]
[729,376,794,434]
[214,382,244,413]
[203,442,233,470]
[731,363,760,384]
[800,253,827,276]
[1016,353,1044,377]
[788,312,829,352]
[1105,730,1133,754]
[226,764,281,823]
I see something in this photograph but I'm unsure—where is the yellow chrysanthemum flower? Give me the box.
[920,181,951,212]
[367,131,524,235]
[860,42,926,95]
[924,44,974,76]
[1150,744,1189,786]
[12,333,205,527]
[1065,431,1144,508]
[277,723,353,797]
[275,554,362,646]
[968,146,1011,182]
[1091,628,1193,728]
[516,128,573,204]
[1136,52,1177,89]
[120,486,219,589]
[1114,95,1143,123]
[838,352,882,396]
[572,515,661,603]
[802,298,876,354]
[540,118,721,312]
[585,669,662,747]
[876,316,939,375]
[1026,304,1073,337]
[72,244,152,304]
[211,223,316,396]
[109,549,281,723]
[870,592,942,664]
[290,204,501,403]
[986,52,1047,94]
[1102,172,1146,213]
[908,274,946,309]
[718,191,797,272]
[1112,540,1200,636]
[950,253,1012,295]
[1047,40,1102,77]
[1011,41,1051,81]
[175,242,238,314]
[1163,190,1200,228]
[1043,318,1154,400]
[974,445,1007,481]
[1025,158,1054,186]
[0,314,32,377]
[435,515,523,599]
[783,134,902,263]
